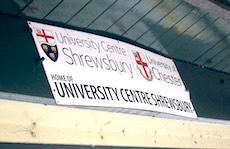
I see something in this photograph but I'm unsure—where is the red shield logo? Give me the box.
[133,51,153,81]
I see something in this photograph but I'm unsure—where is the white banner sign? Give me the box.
[28,21,197,118]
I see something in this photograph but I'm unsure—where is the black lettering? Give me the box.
[151,93,158,106]
[97,86,106,100]
[139,91,147,104]
[167,98,176,110]
[90,85,100,99]
[105,86,113,100]
[63,83,75,98]
[102,86,109,100]
[84,84,93,99]
[110,87,119,101]
[74,84,85,98]
[125,89,133,102]
[146,92,152,105]
[54,82,65,97]
[130,90,141,103]
[72,83,79,98]
[120,88,128,102]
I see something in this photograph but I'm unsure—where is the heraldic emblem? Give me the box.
[133,51,153,81]
[35,28,58,62]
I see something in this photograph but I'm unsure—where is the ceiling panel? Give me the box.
[44,0,90,23]
[194,34,230,65]
[223,65,230,73]
[88,0,140,31]
[0,0,31,16]
[122,0,163,41]
[67,0,116,28]
[136,0,183,46]
[166,13,219,55]
[214,56,230,71]
[20,0,62,19]
[106,0,158,35]
[205,45,230,68]
[153,9,207,53]
[172,18,230,62]
[148,2,195,49]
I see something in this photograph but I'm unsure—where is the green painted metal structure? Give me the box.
[0,0,230,120]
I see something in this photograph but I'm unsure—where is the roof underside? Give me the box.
[0,0,230,74]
